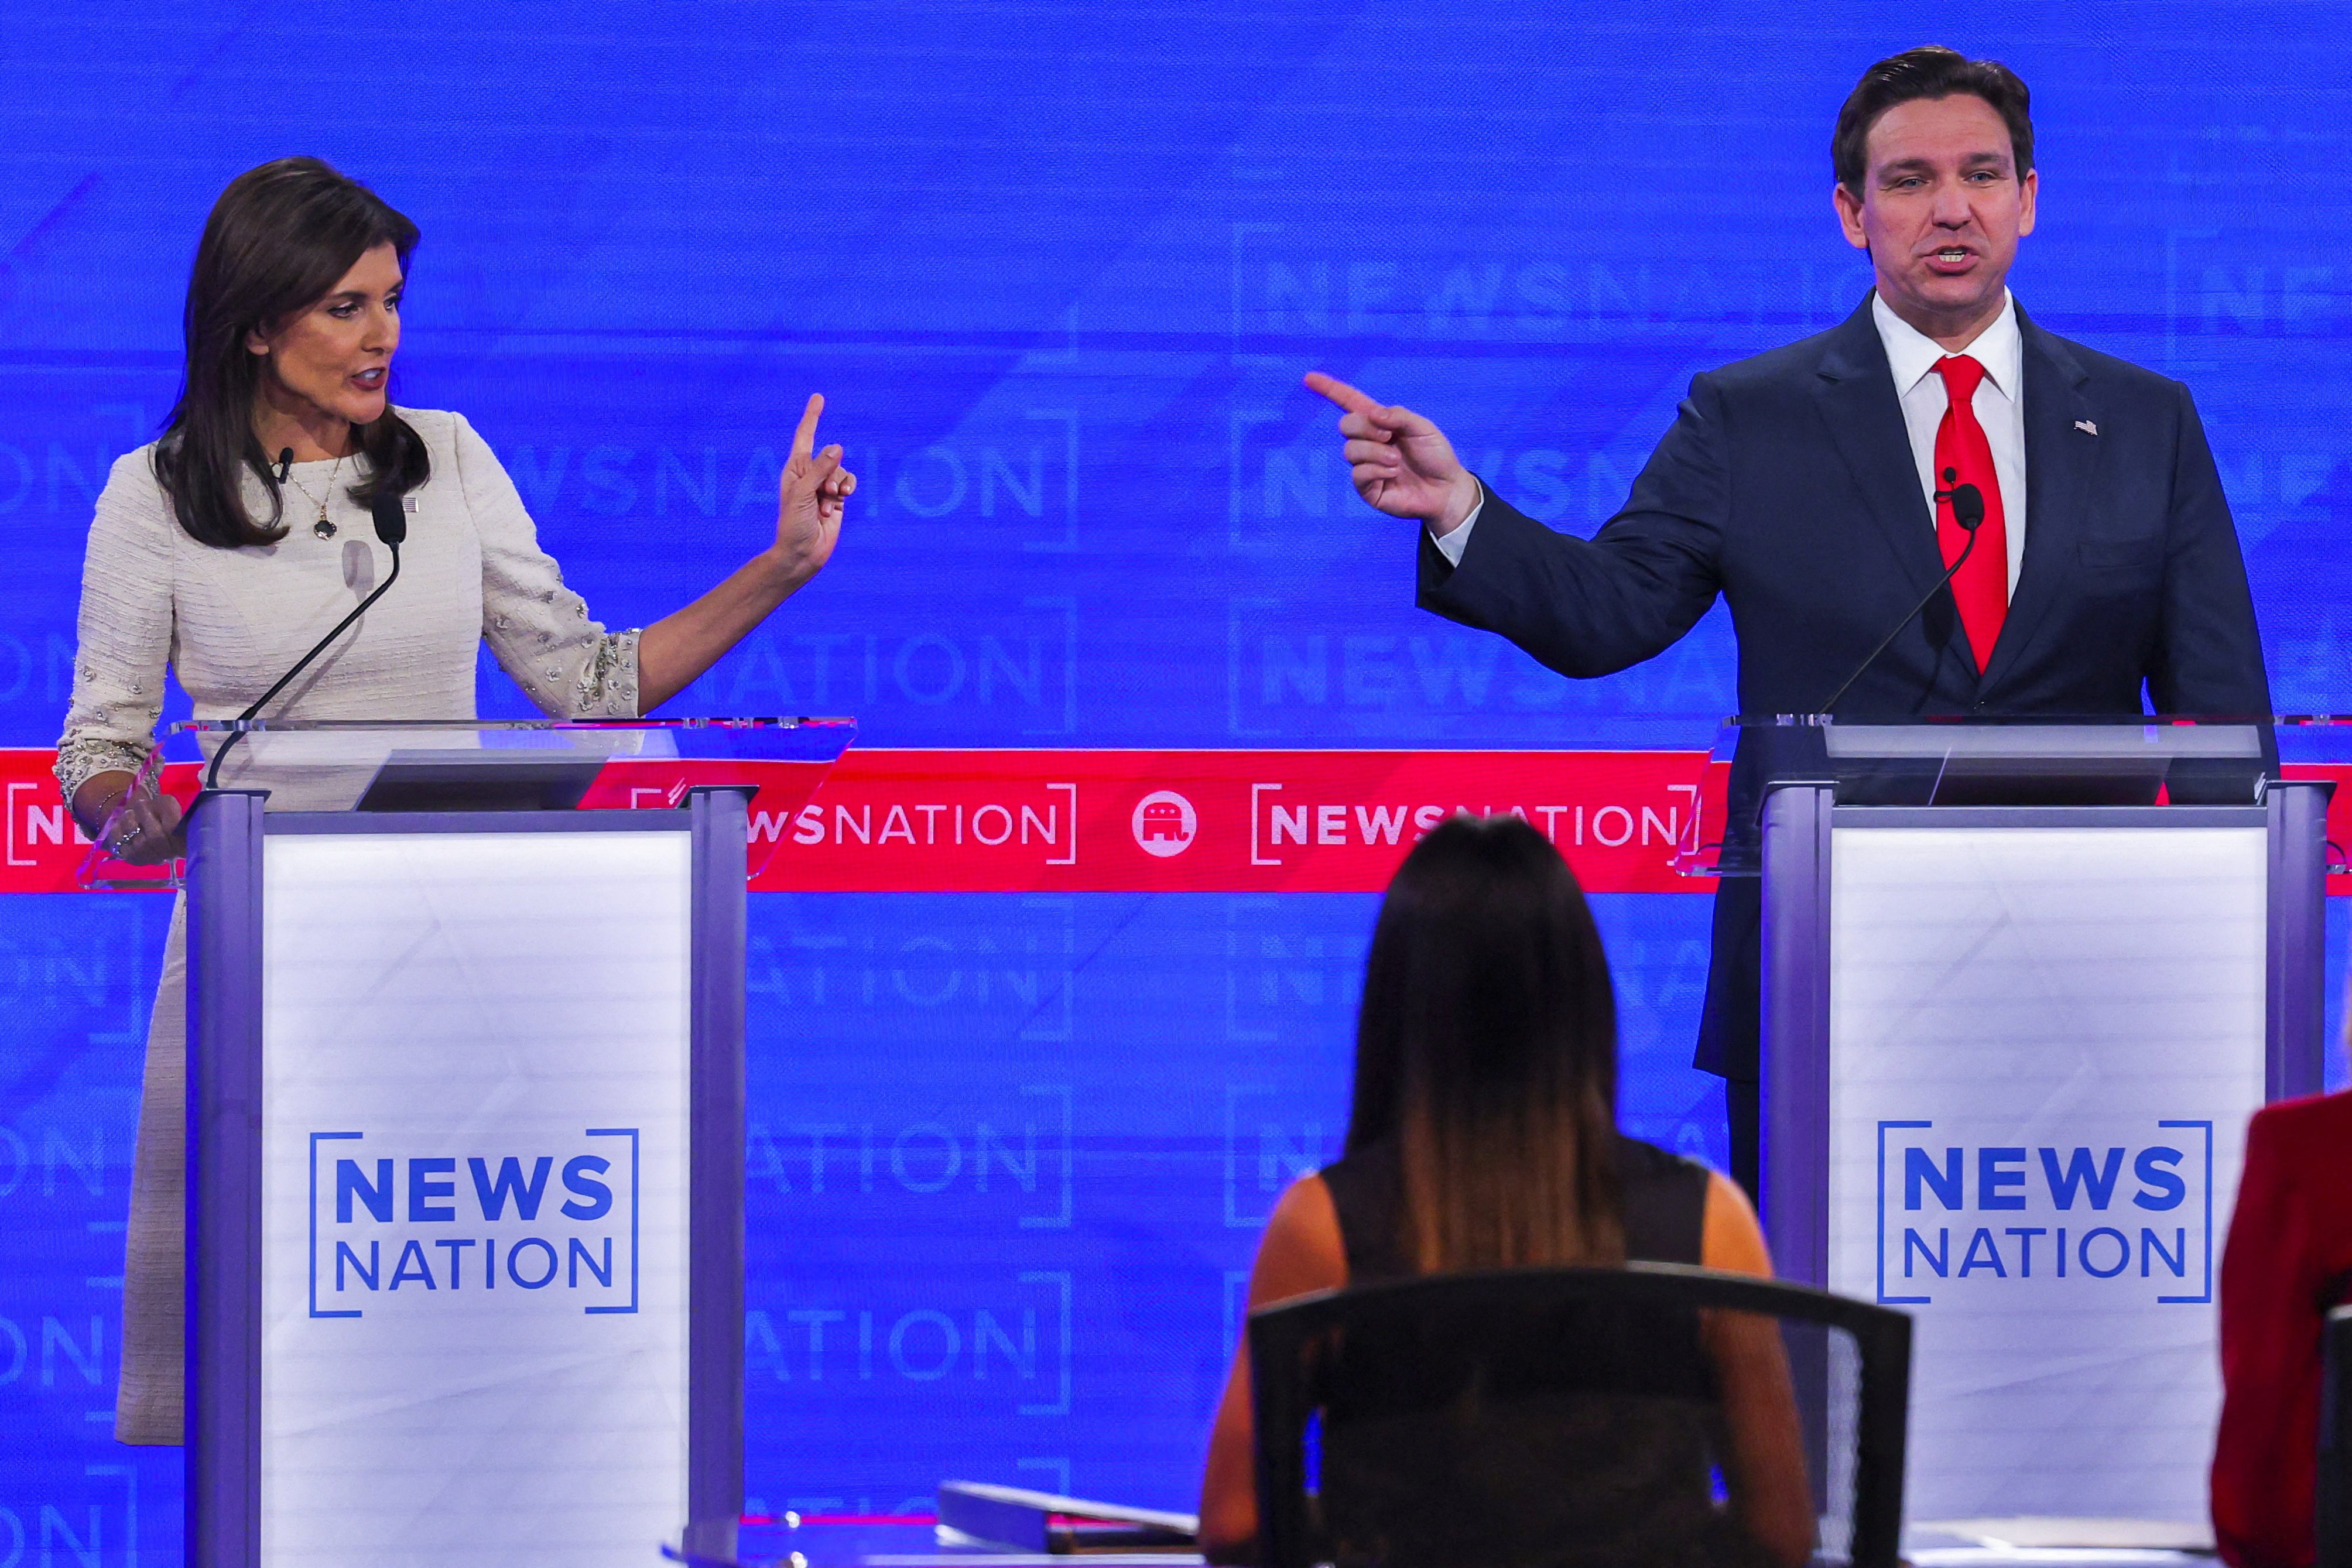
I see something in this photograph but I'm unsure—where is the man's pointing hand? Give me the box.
[1303,372,1482,535]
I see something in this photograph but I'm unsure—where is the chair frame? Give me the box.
[1248,1261,1912,1568]
[2324,1305,2352,1568]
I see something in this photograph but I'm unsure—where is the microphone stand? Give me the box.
[204,489,409,792]
[1817,484,1987,715]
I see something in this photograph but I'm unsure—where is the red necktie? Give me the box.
[1932,354,2009,672]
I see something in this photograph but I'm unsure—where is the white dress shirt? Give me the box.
[1873,288,2027,593]
[1432,289,2029,594]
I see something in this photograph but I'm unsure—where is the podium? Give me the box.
[1747,717,2329,1521]
[169,720,853,1568]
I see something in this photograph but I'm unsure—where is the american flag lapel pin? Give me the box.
[2074,419,2098,436]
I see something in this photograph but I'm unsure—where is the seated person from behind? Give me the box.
[1197,815,1812,1567]
[2212,1086,2352,1568]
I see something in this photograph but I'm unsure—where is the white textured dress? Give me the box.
[54,409,642,1444]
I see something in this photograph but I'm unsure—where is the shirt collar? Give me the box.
[1871,288,2023,403]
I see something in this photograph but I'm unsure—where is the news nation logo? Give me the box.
[1875,1119,2214,1307]
[307,1128,640,1319]
[1130,790,1197,858]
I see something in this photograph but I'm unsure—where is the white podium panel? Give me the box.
[259,830,692,1567]
[1826,824,2267,1519]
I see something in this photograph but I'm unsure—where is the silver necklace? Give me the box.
[287,453,346,539]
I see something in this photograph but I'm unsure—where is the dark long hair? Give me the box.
[1347,814,1624,1272]
[154,157,429,547]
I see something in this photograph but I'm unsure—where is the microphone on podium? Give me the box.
[1817,478,1987,714]
[203,485,409,790]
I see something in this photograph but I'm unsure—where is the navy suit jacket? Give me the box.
[1418,295,2273,1078]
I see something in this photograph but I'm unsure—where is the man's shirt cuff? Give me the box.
[1429,495,1483,566]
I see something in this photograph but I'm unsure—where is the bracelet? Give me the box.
[77,791,128,844]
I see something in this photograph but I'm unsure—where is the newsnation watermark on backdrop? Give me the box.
[8,747,2351,896]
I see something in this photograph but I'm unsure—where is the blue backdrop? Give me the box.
[4,1,2350,1557]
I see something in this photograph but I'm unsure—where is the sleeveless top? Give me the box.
[1319,1132,1709,1280]
[1300,1136,1771,1568]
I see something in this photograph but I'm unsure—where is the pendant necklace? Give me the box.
[288,452,346,539]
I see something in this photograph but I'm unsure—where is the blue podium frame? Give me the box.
[182,788,751,1568]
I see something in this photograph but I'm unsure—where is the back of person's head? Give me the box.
[1347,814,1623,1273]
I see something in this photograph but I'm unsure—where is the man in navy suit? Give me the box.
[1307,46,2271,1195]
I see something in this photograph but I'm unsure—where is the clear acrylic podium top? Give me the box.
[1724,710,2271,801]
[182,715,856,806]
[1685,713,2347,877]
[81,716,856,888]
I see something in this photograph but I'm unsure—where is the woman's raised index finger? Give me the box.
[1302,371,1382,416]
[789,392,825,459]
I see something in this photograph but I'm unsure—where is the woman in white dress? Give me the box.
[54,156,856,1443]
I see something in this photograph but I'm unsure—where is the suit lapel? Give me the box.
[1980,310,2095,693]
[1810,300,1946,601]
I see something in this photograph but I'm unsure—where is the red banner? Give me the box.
[1,746,1719,895]
[744,749,1717,892]
[9,746,2340,897]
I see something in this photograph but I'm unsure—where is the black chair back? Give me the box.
[1248,1262,1911,1568]
[2324,1305,2352,1568]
